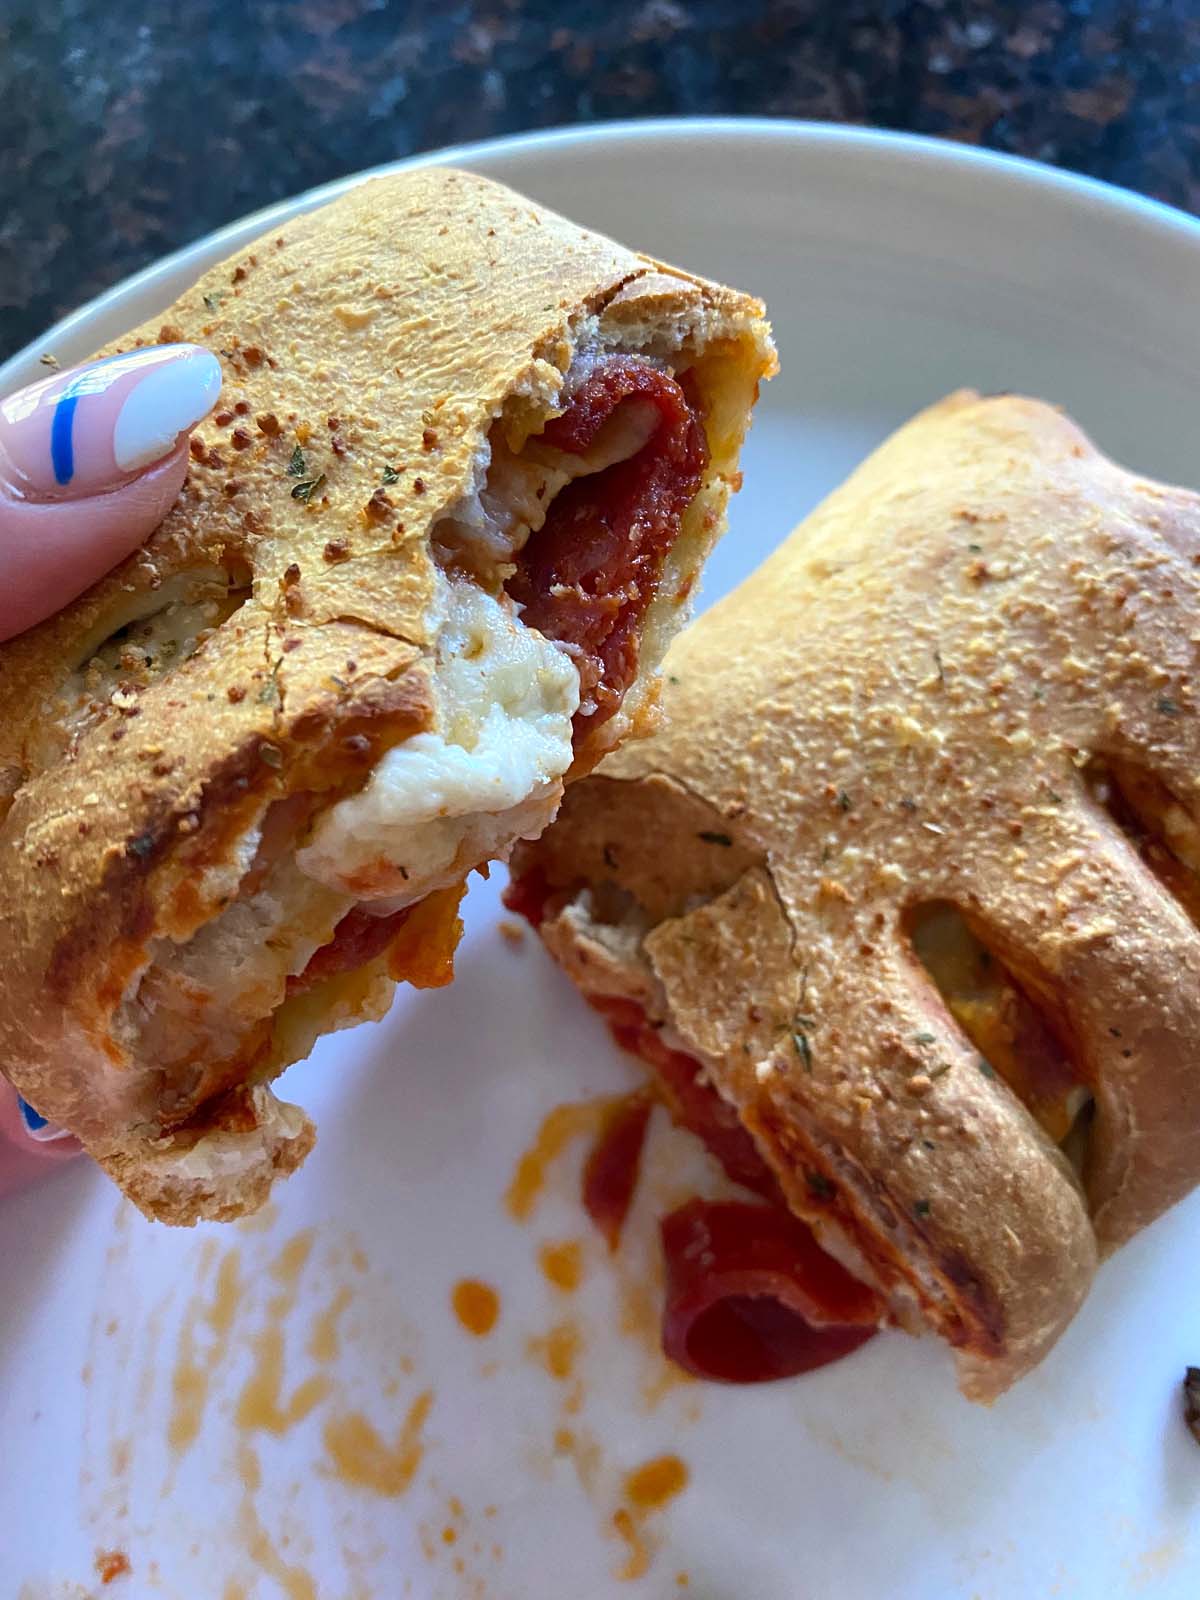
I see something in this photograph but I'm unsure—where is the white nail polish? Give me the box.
[112,347,223,472]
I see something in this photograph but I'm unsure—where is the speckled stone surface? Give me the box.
[2,0,1197,360]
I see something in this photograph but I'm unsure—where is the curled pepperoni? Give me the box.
[661,1199,882,1384]
[508,358,708,738]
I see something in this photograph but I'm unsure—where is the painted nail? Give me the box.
[17,1096,72,1143]
[0,343,222,501]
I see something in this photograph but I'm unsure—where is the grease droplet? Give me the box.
[452,1279,500,1337]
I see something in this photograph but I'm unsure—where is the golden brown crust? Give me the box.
[0,166,773,1223]
[517,391,1200,1396]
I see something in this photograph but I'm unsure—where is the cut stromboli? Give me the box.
[0,168,775,1224]
[510,392,1200,1400]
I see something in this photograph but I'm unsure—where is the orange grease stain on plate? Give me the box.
[236,1442,318,1600]
[322,1389,433,1497]
[236,1229,330,1435]
[95,1549,131,1584]
[611,1456,690,1582]
[528,1320,581,1381]
[168,1244,243,1455]
[505,1098,618,1221]
[553,1425,604,1494]
[308,1285,354,1363]
[625,1454,689,1510]
[452,1279,500,1337]
[612,1508,652,1582]
[539,1238,584,1292]
[236,1327,331,1434]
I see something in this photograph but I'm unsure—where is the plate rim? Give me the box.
[4,115,1199,389]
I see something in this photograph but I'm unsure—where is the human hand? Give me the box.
[0,342,222,1190]
[0,343,221,641]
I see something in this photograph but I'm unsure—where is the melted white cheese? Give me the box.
[297,575,580,905]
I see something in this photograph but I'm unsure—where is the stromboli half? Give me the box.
[511,391,1200,1399]
[0,167,775,1225]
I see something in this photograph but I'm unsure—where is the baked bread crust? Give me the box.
[0,167,774,1223]
[517,391,1200,1398]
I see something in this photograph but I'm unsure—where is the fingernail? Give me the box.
[0,343,222,501]
[17,1096,72,1143]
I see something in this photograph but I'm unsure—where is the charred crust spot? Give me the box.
[283,563,304,617]
[938,1249,1006,1353]
[364,489,393,523]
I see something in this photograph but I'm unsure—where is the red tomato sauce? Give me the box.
[286,902,413,996]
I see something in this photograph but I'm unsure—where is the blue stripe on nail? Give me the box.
[18,1097,48,1131]
[50,391,80,485]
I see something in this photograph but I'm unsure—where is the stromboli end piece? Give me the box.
[511,391,1200,1399]
[0,167,775,1224]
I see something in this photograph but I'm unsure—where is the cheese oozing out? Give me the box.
[297,362,666,911]
[297,573,581,908]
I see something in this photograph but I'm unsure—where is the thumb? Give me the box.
[0,344,222,642]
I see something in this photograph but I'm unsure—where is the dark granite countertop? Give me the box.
[1,0,1197,360]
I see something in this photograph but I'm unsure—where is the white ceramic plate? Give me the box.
[3,121,1200,1600]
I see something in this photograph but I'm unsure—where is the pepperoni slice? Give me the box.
[508,358,708,738]
[530,981,887,1385]
[661,1199,882,1384]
